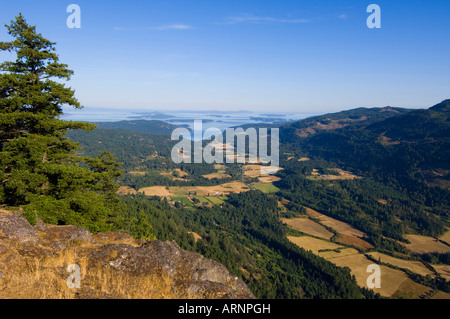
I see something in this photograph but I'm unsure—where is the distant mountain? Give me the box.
[280,100,450,216]
[95,120,181,135]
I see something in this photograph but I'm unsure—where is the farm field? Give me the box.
[401,234,450,254]
[251,183,280,194]
[304,207,373,250]
[390,279,433,299]
[281,217,334,240]
[432,265,450,281]
[139,186,173,197]
[283,207,442,298]
[139,181,250,198]
[439,228,450,245]
[287,236,344,254]
[258,176,281,183]
[287,233,412,297]
[330,252,409,297]
[367,252,434,277]
[202,173,232,180]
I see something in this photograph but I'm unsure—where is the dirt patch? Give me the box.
[188,232,202,243]
[117,186,137,195]
[380,135,401,146]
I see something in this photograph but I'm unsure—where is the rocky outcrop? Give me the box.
[0,209,254,299]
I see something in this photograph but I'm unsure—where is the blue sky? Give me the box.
[1,0,450,113]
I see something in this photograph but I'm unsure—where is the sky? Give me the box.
[1,0,450,113]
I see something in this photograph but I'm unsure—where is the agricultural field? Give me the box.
[439,228,450,245]
[202,173,232,180]
[283,207,443,298]
[287,236,344,254]
[160,169,189,181]
[307,168,360,181]
[258,176,281,183]
[367,252,434,277]
[390,279,433,299]
[139,186,173,197]
[401,234,450,254]
[251,183,280,194]
[281,217,334,240]
[171,197,194,207]
[330,252,410,297]
[139,181,250,198]
[432,265,450,281]
[304,207,373,250]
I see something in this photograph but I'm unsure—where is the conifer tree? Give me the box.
[0,14,123,232]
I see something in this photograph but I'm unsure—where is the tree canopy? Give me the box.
[0,14,125,233]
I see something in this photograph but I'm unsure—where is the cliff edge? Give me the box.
[0,209,254,299]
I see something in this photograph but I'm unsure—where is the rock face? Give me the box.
[0,210,254,299]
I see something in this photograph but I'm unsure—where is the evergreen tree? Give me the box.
[0,14,123,232]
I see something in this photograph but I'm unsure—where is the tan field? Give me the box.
[401,234,450,254]
[431,291,450,299]
[117,186,137,195]
[287,236,343,254]
[319,248,360,260]
[439,228,450,245]
[288,233,411,297]
[336,234,374,250]
[160,169,189,181]
[202,173,232,180]
[432,265,450,281]
[330,253,409,297]
[304,207,373,250]
[323,169,360,180]
[170,181,250,197]
[139,186,174,197]
[258,176,281,183]
[281,218,334,240]
[243,165,266,177]
[243,165,283,177]
[128,171,147,176]
[391,279,433,299]
[368,252,434,277]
